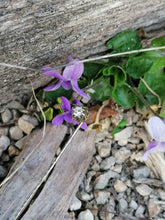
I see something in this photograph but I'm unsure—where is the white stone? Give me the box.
[148,199,161,218]
[118,139,128,146]
[94,171,120,190]
[100,156,115,170]
[78,209,94,220]
[133,166,150,178]
[119,198,128,211]
[135,205,145,217]
[114,180,127,192]
[1,108,12,123]
[18,115,38,134]
[70,196,82,211]
[79,192,93,201]
[94,190,110,205]
[114,127,133,141]
[0,135,10,151]
[114,147,131,164]
[112,164,122,173]
[136,184,152,196]
[9,126,23,140]
[97,141,111,158]
[129,200,138,210]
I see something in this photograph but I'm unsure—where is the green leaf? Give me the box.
[112,83,135,107]
[106,30,142,52]
[89,78,112,101]
[112,119,127,137]
[41,107,53,121]
[138,57,165,106]
[103,65,126,84]
[151,36,165,47]
[83,62,105,81]
[126,56,153,78]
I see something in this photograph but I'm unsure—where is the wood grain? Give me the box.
[0,124,67,220]
[0,0,165,107]
[22,130,96,220]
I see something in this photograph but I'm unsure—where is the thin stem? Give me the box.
[140,77,161,107]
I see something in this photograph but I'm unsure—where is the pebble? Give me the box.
[133,166,150,178]
[70,196,82,211]
[100,156,115,170]
[114,127,133,141]
[135,205,145,217]
[0,165,8,179]
[114,147,131,164]
[94,171,120,190]
[1,108,12,123]
[94,190,110,205]
[114,180,127,192]
[18,115,38,134]
[7,101,25,110]
[136,184,152,196]
[15,135,28,150]
[1,153,10,162]
[0,135,10,152]
[119,198,128,212]
[9,126,23,140]
[148,199,161,218]
[0,127,9,136]
[79,192,93,201]
[158,189,165,200]
[129,200,138,210]
[112,164,122,173]
[78,209,94,220]
[8,145,20,157]
[97,141,111,158]
[118,139,128,146]
[96,130,110,142]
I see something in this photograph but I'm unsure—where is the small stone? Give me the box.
[78,209,94,220]
[158,189,165,200]
[0,135,10,151]
[79,192,93,201]
[112,164,122,173]
[97,141,111,158]
[12,109,20,120]
[118,139,128,146]
[100,156,115,170]
[1,153,10,162]
[114,147,131,164]
[136,184,152,196]
[128,137,140,144]
[91,159,100,171]
[18,115,38,134]
[148,199,161,218]
[96,130,110,142]
[114,127,133,141]
[0,165,8,179]
[0,127,9,136]
[8,145,20,157]
[133,166,150,178]
[94,190,110,205]
[129,200,138,210]
[1,108,12,123]
[7,101,25,110]
[70,196,82,211]
[135,205,145,217]
[119,198,128,212]
[9,126,23,140]
[94,171,120,190]
[15,135,28,150]
[114,180,127,193]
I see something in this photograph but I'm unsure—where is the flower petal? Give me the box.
[80,122,88,130]
[52,114,64,125]
[71,80,89,99]
[146,141,157,151]
[60,96,71,111]
[62,81,72,90]
[63,59,84,80]
[64,112,73,123]
[148,116,165,141]
[44,81,62,91]
[42,70,63,79]
[41,66,51,70]
[73,99,82,105]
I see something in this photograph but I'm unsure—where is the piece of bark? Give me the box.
[22,130,96,220]
[1,0,165,107]
[0,124,67,220]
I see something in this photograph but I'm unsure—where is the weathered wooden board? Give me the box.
[22,130,96,220]
[0,124,67,220]
[1,0,165,107]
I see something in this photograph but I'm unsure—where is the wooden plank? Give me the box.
[22,130,96,220]
[0,124,67,220]
[1,0,165,107]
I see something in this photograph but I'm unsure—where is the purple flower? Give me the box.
[42,59,89,99]
[143,116,165,161]
[52,96,87,130]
